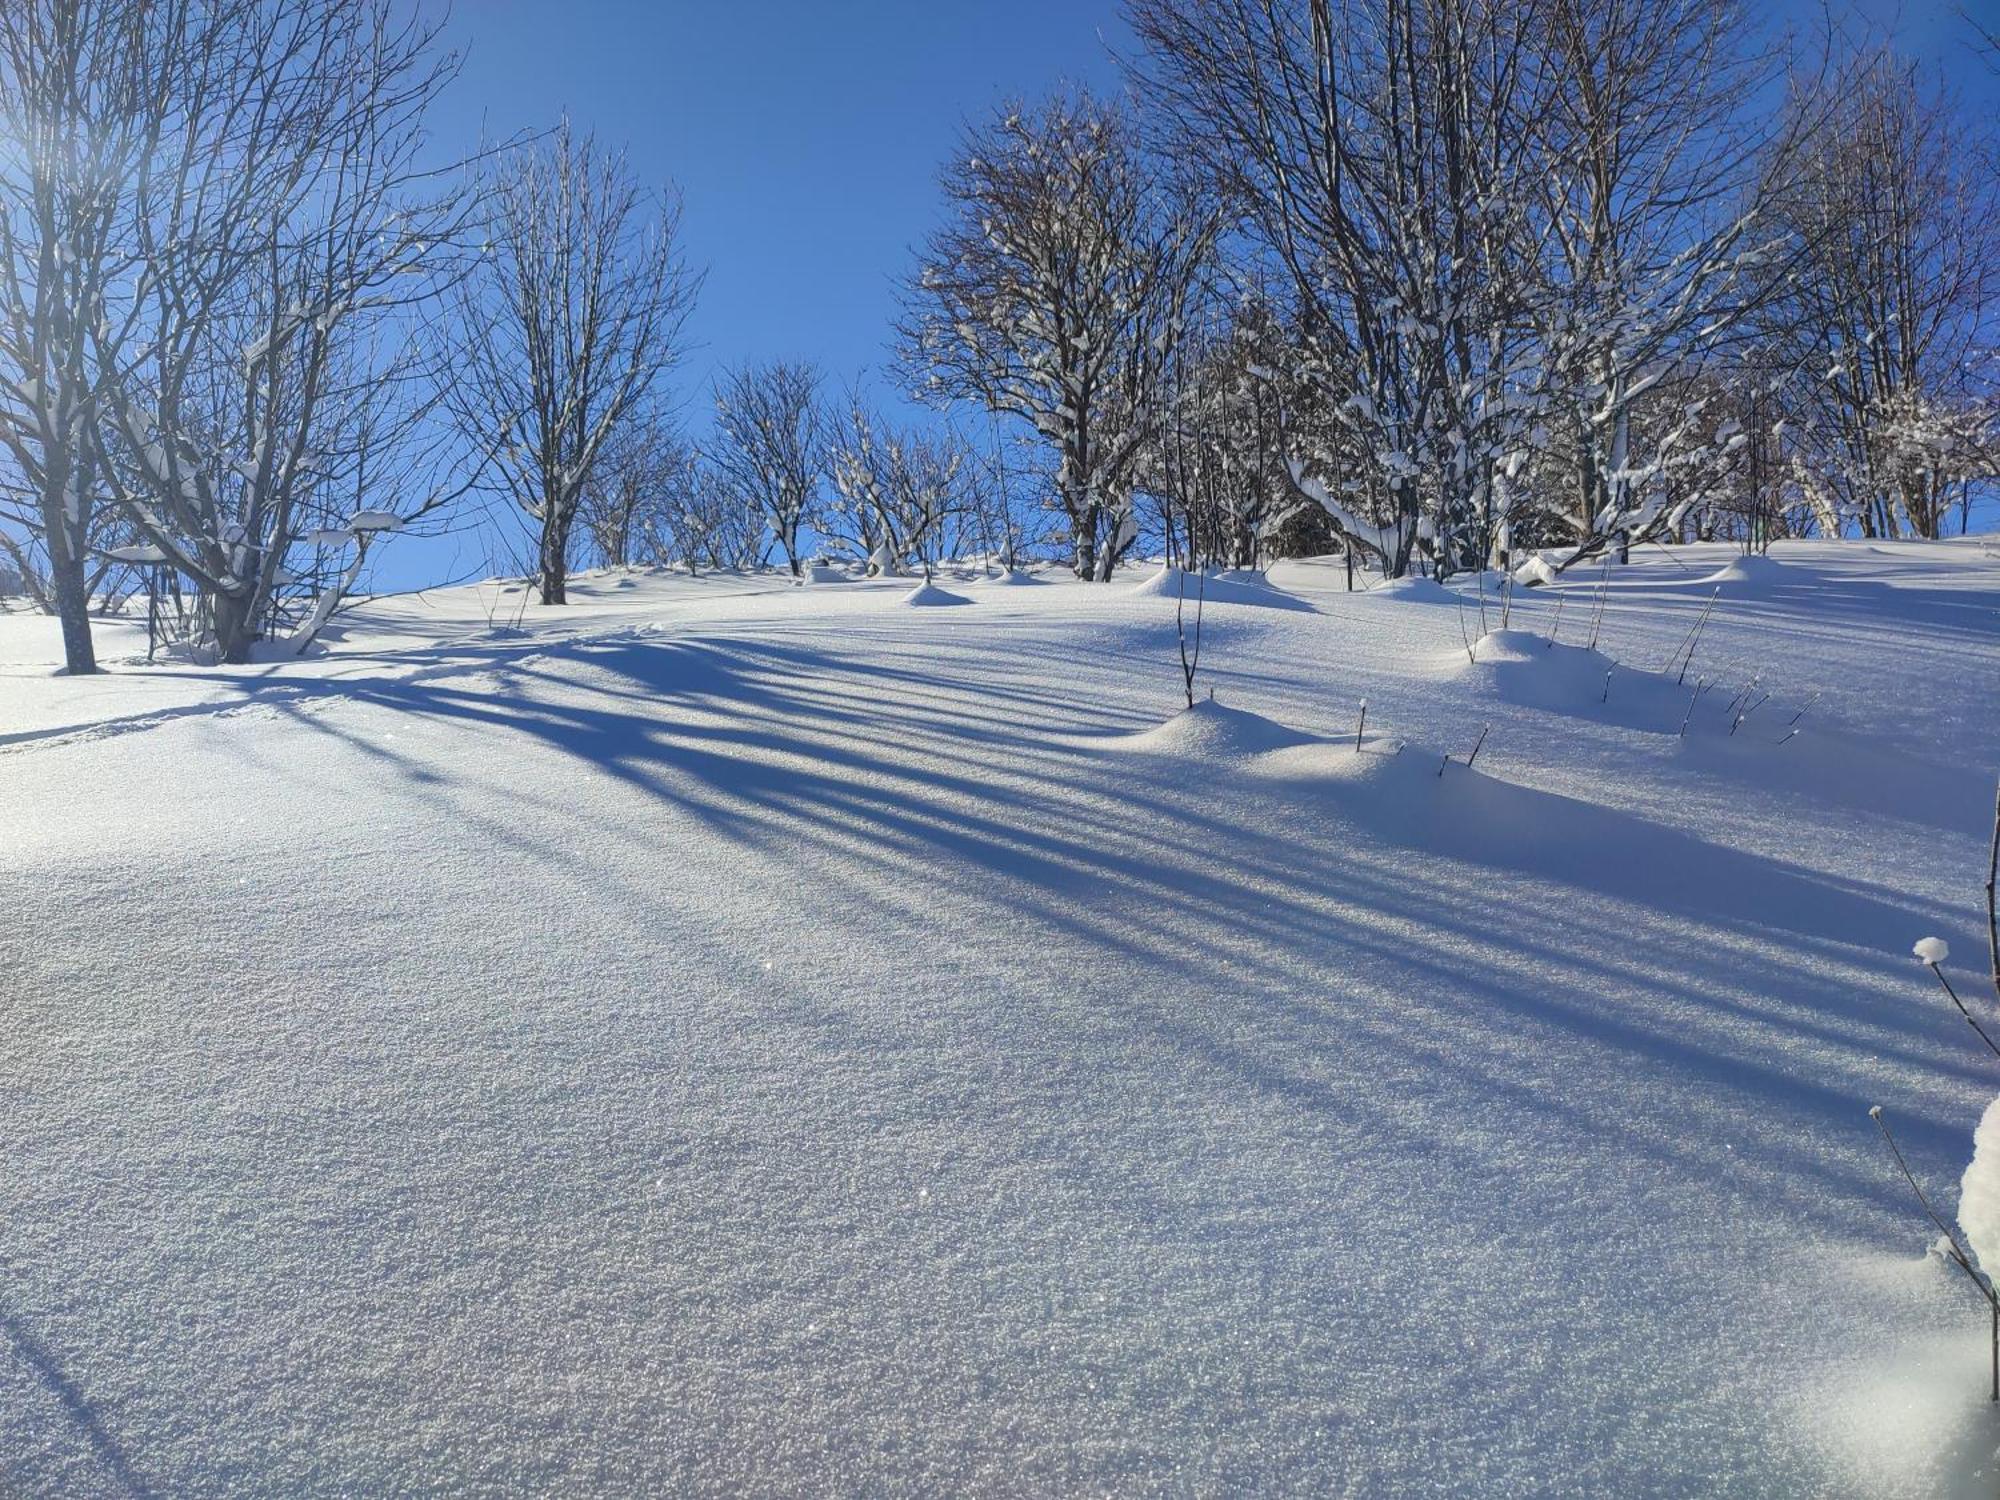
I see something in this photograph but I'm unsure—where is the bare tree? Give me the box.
[579,407,687,569]
[646,451,761,574]
[76,1,485,663]
[455,120,699,606]
[826,395,975,578]
[1514,0,1819,570]
[708,360,824,577]
[900,90,1213,581]
[0,0,176,673]
[1762,51,2000,540]
[1130,0,1548,578]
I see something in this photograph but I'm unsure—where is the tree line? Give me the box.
[2,0,1996,674]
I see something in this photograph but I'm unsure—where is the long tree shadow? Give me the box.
[2,1311,156,1498]
[221,626,1994,1234]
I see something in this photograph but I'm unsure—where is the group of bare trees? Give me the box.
[896,0,2000,581]
[0,0,489,670]
[899,94,1215,580]
[5,0,1996,663]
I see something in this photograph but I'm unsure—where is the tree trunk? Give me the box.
[212,589,258,665]
[1070,503,1099,580]
[540,508,572,605]
[40,485,97,676]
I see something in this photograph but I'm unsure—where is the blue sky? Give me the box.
[389,0,1994,584]
[398,0,1137,583]
[432,1,1132,413]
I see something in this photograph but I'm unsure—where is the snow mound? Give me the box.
[806,563,851,585]
[900,581,973,607]
[1104,701,1424,792]
[1127,565,1312,610]
[1359,575,1460,604]
[1455,630,1704,737]
[1471,629,1554,665]
[1961,1096,2000,1281]
[1111,698,1318,760]
[1699,553,1788,591]
[1512,554,1559,588]
[976,568,1044,586]
[1466,631,1623,705]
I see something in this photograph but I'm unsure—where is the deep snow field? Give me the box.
[4,539,2000,1497]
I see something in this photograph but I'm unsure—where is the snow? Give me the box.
[974,566,1043,586]
[1960,1097,2000,1282]
[1512,552,1559,588]
[2,540,1999,1495]
[1916,937,1952,966]
[898,580,972,607]
[1126,564,1314,611]
[1356,573,1462,604]
[1701,552,1791,592]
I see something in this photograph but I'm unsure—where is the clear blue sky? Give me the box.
[434,0,1131,414]
[395,0,1135,584]
[387,0,1993,585]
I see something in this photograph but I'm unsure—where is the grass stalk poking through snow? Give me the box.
[1587,555,1611,652]
[1869,1105,2000,1401]
[1680,677,1704,740]
[1670,587,1721,685]
[1918,943,2000,1063]
[1175,565,1207,710]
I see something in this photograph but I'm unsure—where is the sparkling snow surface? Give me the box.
[3,541,2000,1496]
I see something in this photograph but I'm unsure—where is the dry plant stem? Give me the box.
[1873,1107,2000,1401]
[1547,590,1566,648]
[1356,700,1367,753]
[1927,962,2000,1062]
[1987,779,1999,1001]
[1465,724,1491,770]
[1587,556,1611,651]
[1672,588,1721,684]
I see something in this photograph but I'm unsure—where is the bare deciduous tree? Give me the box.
[0,0,171,672]
[708,360,824,577]
[900,90,1213,581]
[1131,0,1547,578]
[92,1,480,662]
[456,121,699,606]
[1763,51,2000,540]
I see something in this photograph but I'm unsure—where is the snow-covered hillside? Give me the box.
[4,541,1999,1496]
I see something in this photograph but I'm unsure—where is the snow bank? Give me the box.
[899,581,973,607]
[1961,1096,2000,1280]
[5,538,1998,1497]
[1127,565,1312,610]
[1357,574,1460,604]
[1109,697,1316,760]
[1699,553,1789,592]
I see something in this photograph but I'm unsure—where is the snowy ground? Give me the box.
[4,540,2000,1496]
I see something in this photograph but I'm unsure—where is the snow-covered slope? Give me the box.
[3,542,1998,1496]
